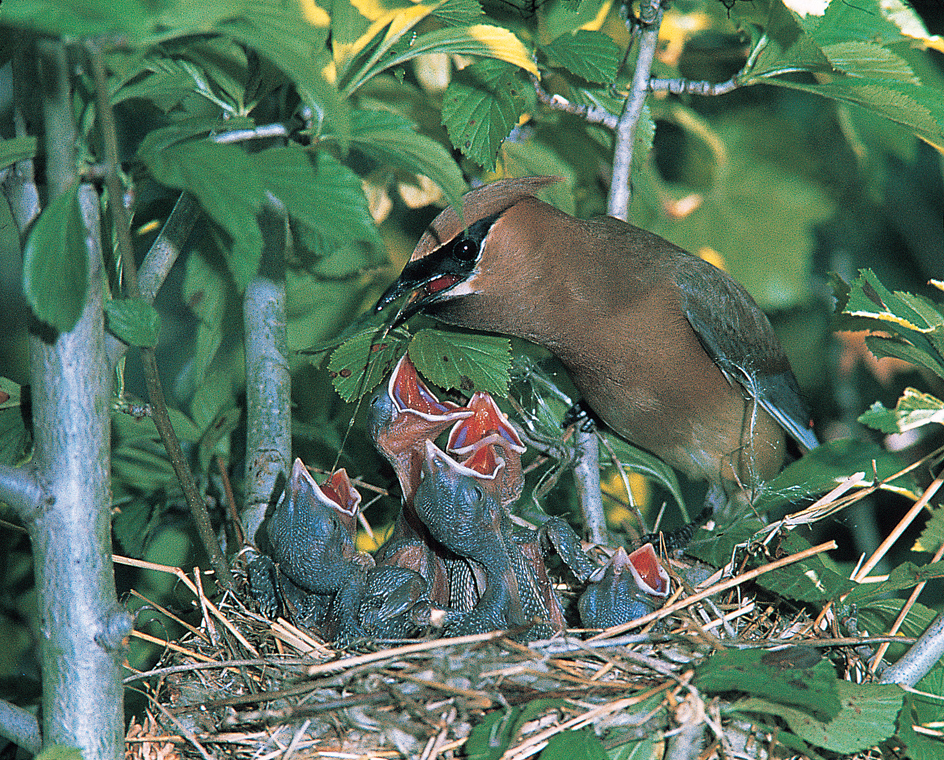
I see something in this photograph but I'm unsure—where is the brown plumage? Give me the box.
[376,177,817,509]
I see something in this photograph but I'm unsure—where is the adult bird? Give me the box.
[374,177,817,513]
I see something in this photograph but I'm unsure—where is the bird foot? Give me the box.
[562,399,601,433]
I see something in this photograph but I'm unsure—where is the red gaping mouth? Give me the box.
[424,275,460,296]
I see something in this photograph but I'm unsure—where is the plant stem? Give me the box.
[88,44,235,590]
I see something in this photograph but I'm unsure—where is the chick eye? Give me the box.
[471,485,485,502]
[453,238,478,262]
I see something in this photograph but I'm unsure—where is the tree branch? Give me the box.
[88,44,235,591]
[0,464,46,521]
[607,0,664,221]
[880,611,944,687]
[532,76,618,129]
[649,77,740,96]
[574,430,607,545]
[242,194,291,544]
[0,699,42,755]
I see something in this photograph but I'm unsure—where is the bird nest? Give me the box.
[120,526,900,760]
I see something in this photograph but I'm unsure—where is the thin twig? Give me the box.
[531,77,618,129]
[649,77,740,96]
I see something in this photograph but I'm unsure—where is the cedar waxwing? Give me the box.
[375,177,818,512]
[578,544,670,630]
[413,440,563,641]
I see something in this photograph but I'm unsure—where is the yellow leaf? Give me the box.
[466,25,539,76]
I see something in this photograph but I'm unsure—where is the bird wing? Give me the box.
[677,259,819,451]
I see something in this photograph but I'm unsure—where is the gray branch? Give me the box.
[0,699,41,755]
[532,77,618,129]
[607,0,664,221]
[649,77,740,96]
[0,464,45,521]
[242,194,292,544]
[26,40,131,759]
[574,430,607,545]
[880,611,944,687]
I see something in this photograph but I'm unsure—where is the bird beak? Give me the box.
[372,251,466,325]
[288,457,361,534]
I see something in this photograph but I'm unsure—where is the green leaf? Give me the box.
[865,334,944,380]
[466,700,565,760]
[537,728,607,760]
[821,41,918,83]
[899,669,944,760]
[916,506,944,555]
[687,517,855,602]
[698,647,841,721]
[113,499,160,557]
[35,745,84,760]
[859,388,944,434]
[845,560,944,606]
[220,6,349,143]
[104,299,162,347]
[22,182,88,333]
[408,329,512,396]
[0,136,37,170]
[735,681,904,754]
[433,0,483,26]
[754,438,918,514]
[328,328,413,402]
[346,109,467,211]
[442,60,526,170]
[843,269,944,335]
[0,378,31,467]
[142,140,265,290]
[542,30,620,84]
[253,147,380,248]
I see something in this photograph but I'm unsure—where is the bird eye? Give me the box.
[453,238,478,262]
[471,485,484,502]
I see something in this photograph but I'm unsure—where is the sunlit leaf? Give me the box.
[859,388,944,434]
[328,328,412,401]
[408,329,512,396]
[605,436,685,515]
[542,29,620,84]
[254,147,380,248]
[22,182,88,333]
[822,41,918,83]
[345,109,467,211]
[442,59,526,169]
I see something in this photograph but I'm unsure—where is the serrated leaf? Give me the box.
[699,647,841,721]
[408,329,511,396]
[843,269,944,332]
[347,109,467,211]
[113,500,160,557]
[846,560,944,605]
[864,334,944,380]
[822,41,918,82]
[0,136,37,170]
[328,328,412,402]
[736,681,904,754]
[442,60,526,169]
[859,388,944,434]
[542,29,620,84]
[142,140,265,290]
[915,506,944,554]
[253,147,380,248]
[899,669,944,760]
[22,182,88,333]
[433,0,483,26]
[104,299,162,347]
